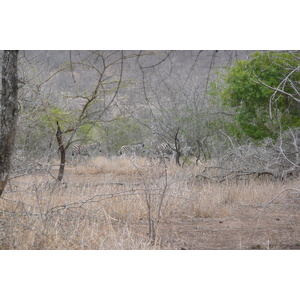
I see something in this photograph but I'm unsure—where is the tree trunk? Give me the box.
[56,121,65,182]
[174,127,181,166]
[0,50,19,196]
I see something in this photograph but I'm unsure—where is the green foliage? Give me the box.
[212,51,300,140]
[40,106,72,131]
[99,117,145,154]
[75,123,98,142]
[15,105,72,156]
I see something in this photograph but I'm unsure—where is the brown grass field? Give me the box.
[1,156,300,250]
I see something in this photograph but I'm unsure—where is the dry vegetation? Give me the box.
[1,156,300,250]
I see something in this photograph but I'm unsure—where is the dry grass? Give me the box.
[0,156,299,249]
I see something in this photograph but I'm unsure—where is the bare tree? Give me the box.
[0,50,19,196]
[128,51,222,165]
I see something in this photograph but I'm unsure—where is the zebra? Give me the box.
[181,145,193,157]
[119,143,145,157]
[72,142,102,161]
[157,142,173,155]
[157,142,176,162]
[156,142,193,165]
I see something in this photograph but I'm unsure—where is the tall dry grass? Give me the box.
[0,156,297,249]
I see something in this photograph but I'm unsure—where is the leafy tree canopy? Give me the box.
[214,51,300,140]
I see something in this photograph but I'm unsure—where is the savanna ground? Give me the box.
[1,156,300,250]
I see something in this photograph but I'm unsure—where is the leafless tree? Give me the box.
[125,51,243,165]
